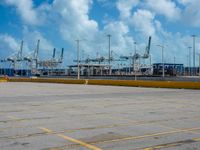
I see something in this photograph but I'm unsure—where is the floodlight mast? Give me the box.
[107,34,112,75]
[198,53,200,77]
[157,44,165,78]
[34,39,40,69]
[191,35,196,76]
[76,39,85,79]
[188,46,192,76]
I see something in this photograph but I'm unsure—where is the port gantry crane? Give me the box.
[120,36,152,73]
[21,39,41,75]
[0,40,24,75]
[1,39,65,76]
[74,49,125,64]
[23,39,65,75]
[0,40,40,76]
[72,50,128,76]
[37,47,64,68]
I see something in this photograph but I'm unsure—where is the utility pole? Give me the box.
[19,40,23,59]
[0,64,1,75]
[75,39,86,79]
[149,54,151,68]
[129,53,132,75]
[173,56,176,76]
[157,45,165,78]
[188,46,192,76]
[107,34,111,75]
[35,39,40,71]
[174,56,176,65]
[134,41,137,74]
[134,41,137,54]
[76,40,80,80]
[149,54,152,75]
[191,35,196,76]
[195,53,200,77]
[198,53,200,77]
[19,40,23,77]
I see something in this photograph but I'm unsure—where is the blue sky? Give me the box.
[1,0,200,67]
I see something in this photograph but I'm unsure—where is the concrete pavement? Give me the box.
[0,82,200,150]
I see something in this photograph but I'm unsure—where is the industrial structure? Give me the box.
[120,36,152,75]
[0,40,65,77]
[68,36,152,77]
[1,35,200,78]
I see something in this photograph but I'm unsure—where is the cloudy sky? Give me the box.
[0,0,200,66]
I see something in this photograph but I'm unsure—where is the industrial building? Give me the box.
[153,63,184,76]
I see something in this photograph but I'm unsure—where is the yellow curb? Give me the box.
[0,80,7,82]
[8,78,200,90]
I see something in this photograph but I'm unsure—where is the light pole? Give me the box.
[133,41,137,74]
[191,35,196,76]
[188,46,192,76]
[173,56,176,71]
[174,56,176,65]
[157,45,165,78]
[0,64,2,76]
[147,54,152,75]
[196,53,200,77]
[134,41,137,54]
[129,53,132,75]
[199,53,200,77]
[76,39,80,80]
[107,34,112,75]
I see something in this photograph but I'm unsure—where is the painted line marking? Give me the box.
[142,137,200,150]
[39,127,102,150]
[156,123,200,135]
[47,126,200,150]
[7,116,20,120]
[5,115,200,149]
[4,115,103,150]
[4,116,200,141]
[0,125,24,132]
[87,127,200,145]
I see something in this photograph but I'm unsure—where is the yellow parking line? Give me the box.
[142,137,200,150]
[6,115,200,149]
[0,125,24,132]
[89,127,200,145]
[194,137,200,141]
[39,127,102,150]
[40,126,200,150]
[39,127,53,133]
[7,116,20,120]
[156,123,200,135]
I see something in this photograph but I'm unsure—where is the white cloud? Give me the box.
[115,0,197,65]
[21,27,54,58]
[145,0,181,21]
[0,34,18,51]
[0,27,54,61]
[117,0,139,19]
[0,34,23,60]
[176,0,192,5]
[49,0,140,60]
[2,0,198,66]
[131,9,156,36]
[181,0,200,27]
[103,21,135,54]
[52,0,98,44]
[3,0,39,25]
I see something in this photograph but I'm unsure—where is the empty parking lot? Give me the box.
[0,82,200,150]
